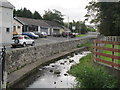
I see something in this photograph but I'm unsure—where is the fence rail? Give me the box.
[93,40,120,70]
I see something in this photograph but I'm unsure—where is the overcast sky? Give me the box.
[8,0,91,22]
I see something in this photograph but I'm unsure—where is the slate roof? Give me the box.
[0,0,14,9]
[14,17,64,28]
[14,17,51,28]
[45,20,63,28]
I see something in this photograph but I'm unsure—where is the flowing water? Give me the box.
[12,51,91,89]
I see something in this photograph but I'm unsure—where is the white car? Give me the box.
[40,32,47,38]
[11,35,35,47]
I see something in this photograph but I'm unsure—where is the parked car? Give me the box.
[22,32,39,39]
[40,32,47,38]
[62,31,75,38]
[53,33,61,37]
[11,35,35,47]
[72,33,78,35]
[33,32,41,38]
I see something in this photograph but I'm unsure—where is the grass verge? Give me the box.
[76,34,86,37]
[77,42,92,48]
[68,53,119,88]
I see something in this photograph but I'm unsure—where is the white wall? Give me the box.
[38,26,41,32]
[0,7,13,46]
[48,28,50,35]
[0,7,2,46]
[13,19,23,34]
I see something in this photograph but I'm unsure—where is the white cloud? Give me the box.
[8,0,89,22]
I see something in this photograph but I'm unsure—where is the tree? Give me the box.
[67,20,88,34]
[43,9,64,25]
[13,8,33,18]
[85,1,120,36]
[13,8,42,19]
[33,11,42,19]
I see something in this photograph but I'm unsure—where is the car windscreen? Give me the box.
[12,37,19,39]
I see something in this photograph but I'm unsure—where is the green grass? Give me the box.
[69,54,118,88]
[76,34,86,37]
[99,44,120,64]
[77,42,93,48]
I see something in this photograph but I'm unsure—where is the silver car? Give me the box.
[11,35,35,47]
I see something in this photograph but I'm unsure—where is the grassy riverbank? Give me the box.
[69,53,118,88]
[69,42,119,88]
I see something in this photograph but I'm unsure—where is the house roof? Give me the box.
[0,0,14,9]
[14,17,51,28]
[45,20,63,28]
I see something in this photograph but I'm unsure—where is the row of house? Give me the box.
[0,0,69,47]
[13,17,66,36]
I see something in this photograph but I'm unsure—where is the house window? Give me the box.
[17,26,21,29]
[6,28,10,33]
[13,26,16,31]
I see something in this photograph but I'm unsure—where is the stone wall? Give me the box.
[6,39,90,74]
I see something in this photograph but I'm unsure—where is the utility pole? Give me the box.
[67,16,69,40]
[68,16,69,29]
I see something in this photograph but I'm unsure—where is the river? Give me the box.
[12,51,91,89]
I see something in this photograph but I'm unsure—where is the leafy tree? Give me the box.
[26,10,33,18]
[14,9,23,17]
[80,22,87,34]
[33,11,42,19]
[13,8,33,18]
[13,8,42,19]
[43,9,64,25]
[67,20,88,34]
[85,1,120,36]
[87,27,96,32]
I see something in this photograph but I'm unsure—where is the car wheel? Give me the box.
[12,45,16,48]
[14,39,19,44]
[31,42,35,46]
[23,42,26,47]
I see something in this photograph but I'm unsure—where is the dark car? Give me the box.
[53,33,61,37]
[22,32,39,39]
[62,31,75,38]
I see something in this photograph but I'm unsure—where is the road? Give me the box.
[35,34,98,46]
[6,33,98,50]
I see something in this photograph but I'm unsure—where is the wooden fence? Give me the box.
[93,40,120,70]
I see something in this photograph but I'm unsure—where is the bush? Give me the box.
[87,27,96,32]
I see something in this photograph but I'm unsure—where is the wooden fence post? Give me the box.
[112,44,115,68]
[94,40,97,62]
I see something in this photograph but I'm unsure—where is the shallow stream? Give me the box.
[12,51,91,89]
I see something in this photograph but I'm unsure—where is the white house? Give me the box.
[13,19,23,35]
[0,0,14,47]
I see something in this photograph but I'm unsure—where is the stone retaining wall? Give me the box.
[6,39,91,74]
